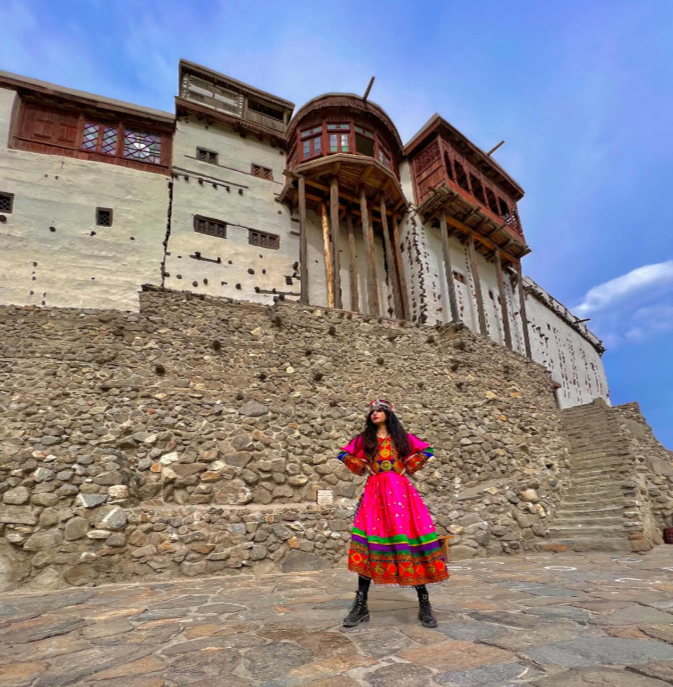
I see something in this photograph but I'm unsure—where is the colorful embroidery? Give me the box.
[337,451,368,476]
[404,447,433,476]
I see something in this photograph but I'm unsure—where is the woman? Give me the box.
[337,399,449,628]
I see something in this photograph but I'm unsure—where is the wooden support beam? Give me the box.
[298,177,309,305]
[330,177,343,309]
[320,203,335,308]
[360,187,380,316]
[380,197,403,320]
[486,222,507,238]
[346,211,359,312]
[462,207,481,224]
[468,232,488,336]
[441,213,518,265]
[516,261,532,358]
[494,251,513,350]
[391,215,410,319]
[358,165,376,186]
[440,210,460,323]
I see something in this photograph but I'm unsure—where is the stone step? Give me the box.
[540,538,631,553]
[571,466,631,478]
[570,450,631,460]
[570,458,631,469]
[557,505,624,516]
[562,500,626,511]
[549,525,625,537]
[564,489,625,501]
[553,515,623,527]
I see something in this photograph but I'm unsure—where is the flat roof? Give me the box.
[0,70,174,124]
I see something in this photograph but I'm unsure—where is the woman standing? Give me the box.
[338,399,449,628]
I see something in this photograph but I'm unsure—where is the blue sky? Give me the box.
[2,0,672,447]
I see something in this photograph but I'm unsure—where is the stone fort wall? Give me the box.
[0,287,573,590]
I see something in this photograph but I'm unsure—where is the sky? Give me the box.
[1,0,672,447]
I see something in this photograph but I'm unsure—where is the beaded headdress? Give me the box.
[369,399,393,412]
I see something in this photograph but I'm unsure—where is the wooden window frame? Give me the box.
[0,191,14,214]
[194,214,227,239]
[12,99,171,174]
[251,163,273,181]
[96,207,113,227]
[248,229,280,250]
[196,147,218,164]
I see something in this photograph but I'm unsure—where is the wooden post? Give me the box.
[440,210,460,323]
[516,260,532,358]
[359,187,380,316]
[391,215,410,319]
[380,197,403,319]
[494,251,513,350]
[330,177,342,309]
[320,203,335,308]
[298,177,309,305]
[468,232,488,336]
[346,211,359,312]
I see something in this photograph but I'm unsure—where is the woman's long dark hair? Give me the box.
[360,409,411,459]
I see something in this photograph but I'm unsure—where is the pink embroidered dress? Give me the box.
[338,433,449,586]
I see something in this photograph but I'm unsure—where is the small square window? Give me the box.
[96,207,113,227]
[194,215,227,239]
[0,192,14,213]
[248,229,279,250]
[251,164,273,181]
[197,147,218,164]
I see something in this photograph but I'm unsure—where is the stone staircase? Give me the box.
[545,400,634,552]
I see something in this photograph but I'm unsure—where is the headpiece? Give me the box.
[369,399,393,412]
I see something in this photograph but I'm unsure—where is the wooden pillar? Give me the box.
[359,187,380,315]
[516,260,532,358]
[439,210,460,323]
[320,203,335,308]
[346,211,359,312]
[391,215,410,319]
[330,176,342,309]
[380,197,403,319]
[494,251,513,350]
[468,232,488,336]
[298,177,309,305]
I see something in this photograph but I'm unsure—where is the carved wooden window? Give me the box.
[470,174,486,205]
[197,147,218,164]
[251,164,273,180]
[454,161,470,193]
[354,125,375,157]
[123,129,162,164]
[82,122,119,155]
[249,230,279,250]
[484,187,499,215]
[300,126,322,161]
[378,146,391,169]
[0,192,14,213]
[194,215,227,238]
[18,102,79,148]
[96,207,113,227]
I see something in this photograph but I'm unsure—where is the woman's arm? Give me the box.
[404,434,434,476]
[337,436,369,476]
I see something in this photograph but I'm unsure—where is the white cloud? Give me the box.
[575,260,673,315]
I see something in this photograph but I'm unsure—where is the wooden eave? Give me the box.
[278,154,409,223]
[405,115,524,201]
[287,94,404,156]
[175,96,287,146]
[0,71,175,130]
[417,184,529,264]
[179,59,295,111]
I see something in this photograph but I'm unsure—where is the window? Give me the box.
[248,99,284,122]
[251,164,273,181]
[249,230,279,250]
[454,161,470,193]
[82,122,118,156]
[444,153,455,181]
[355,126,375,157]
[329,132,349,153]
[484,187,499,215]
[300,126,322,160]
[470,174,486,204]
[194,215,227,239]
[378,146,392,169]
[96,207,113,227]
[197,147,218,164]
[453,270,466,284]
[123,129,162,164]
[0,192,14,213]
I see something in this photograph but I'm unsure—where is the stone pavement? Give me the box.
[2,547,673,687]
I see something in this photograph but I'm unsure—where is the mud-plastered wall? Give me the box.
[0,88,170,311]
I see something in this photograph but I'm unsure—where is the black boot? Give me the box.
[342,591,370,627]
[417,589,437,628]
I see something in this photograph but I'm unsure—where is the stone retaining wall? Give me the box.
[0,287,572,590]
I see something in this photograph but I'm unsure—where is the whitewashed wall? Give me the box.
[0,88,170,311]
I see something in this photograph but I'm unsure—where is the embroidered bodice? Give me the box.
[337,433,434,477]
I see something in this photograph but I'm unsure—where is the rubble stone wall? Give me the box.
[0,287,572,590]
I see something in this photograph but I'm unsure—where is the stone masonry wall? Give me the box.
[615,402,673,531]
[0,287,572,590]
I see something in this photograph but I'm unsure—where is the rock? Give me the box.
[100,506,127,531]
[181,560,207,576]
[106,533,127,547]
[131,545,157,558]
[250,545,267,561]
[214,480,253,505]
[64,517,89,540]
[224,452,253,469]
[533,667,673,686]
[24,530,63,551]
[520,489,539,503]
[239,401,268,417]
[77,493,107,509]
[281,550,330,572]
[450,545,477,560]
[505,490,520,504]
[3,486,30,504]
[87,529,111,539]
[39,508,60,528]
[242,642,313,682]
[31,493,59,507]
[364,663,435,687]
[0,506,38,525]
[159,451,180,465]
[94,471,124,486]
[172,463,207,477]
[108,485,129,499]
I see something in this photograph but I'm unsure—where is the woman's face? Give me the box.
[371,409,387,425]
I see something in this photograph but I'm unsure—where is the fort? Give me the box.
[0,62,671,590]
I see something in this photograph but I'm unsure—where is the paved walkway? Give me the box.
[2,548,673,687]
